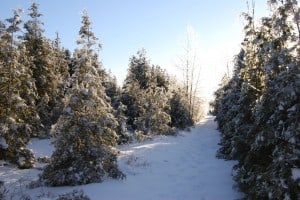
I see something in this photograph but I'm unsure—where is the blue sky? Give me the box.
[1,0,269,96]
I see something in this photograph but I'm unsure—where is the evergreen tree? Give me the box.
[213,1,300,198]
[0,10,36,168]
[121,50,172,135]
[101,72,130,143]
[121,49,152,129]
[169,87,193,129]
[23,2,65,135]
[234,1,300,198]
[41,11,124,186]
[49,32,70,124]
[133,84,171,135]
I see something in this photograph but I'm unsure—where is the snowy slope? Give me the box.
[1,115,242,200]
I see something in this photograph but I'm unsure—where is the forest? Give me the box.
[0,0,203,192]
[0,0,299,199]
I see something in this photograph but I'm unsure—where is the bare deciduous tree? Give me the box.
[177,26,204,122]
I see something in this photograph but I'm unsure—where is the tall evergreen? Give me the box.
[0,10,36,168]
[41,11,124,186]
[235,1,300,199]
[212,0,300,198]
[49,33,70,124]
[121,50,172,135]
[121,49,152,129]
[23,2,65,135]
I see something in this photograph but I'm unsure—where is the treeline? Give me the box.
[211,0,300,199]
[0,3,204,186]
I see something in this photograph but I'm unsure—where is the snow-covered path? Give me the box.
[83,115,243,200]
[1,115,242,200]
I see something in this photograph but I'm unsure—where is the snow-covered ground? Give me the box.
[0,115,243,200]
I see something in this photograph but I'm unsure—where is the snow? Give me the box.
[0,137,8,149]
[291,168,300,180]
[0,116,242,200]
[27,139,55,159]
[65,106,71,113]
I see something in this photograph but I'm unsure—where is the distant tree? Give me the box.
[121,49,152,129]
[177,26,203,122]
[169,88,193,129]
[121,78,143,130]
[133,84,171,135]
[101,71,130,143]
[126,49,151,89]
[49,32,70,124]
[121,50,172,135]
[150,65,170,91]
[41,11,124,186]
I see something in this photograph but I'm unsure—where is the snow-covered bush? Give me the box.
[213,1,300,199]
[235,68,300,199]
[41,133,124,186]
[169,89,194,129]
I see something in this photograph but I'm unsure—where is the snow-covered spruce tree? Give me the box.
[0,10,36,168]
[225,11,269,160]
[49,32,70,125]
[234,1,300,199]
[213,0,300,199]
[169,87,193,129]
[142,65,172,135]
[23,3,67,135]
[102,72,130,144]
[212,5,272,161]
[236,65,300,199]
[133,83,171,136]
[121,50,172,135]
[121,49,152,129]
[41,11,124,186]
[212,50,256,160]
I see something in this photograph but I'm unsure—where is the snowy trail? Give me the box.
[1,115,242,200]
[83,115,243,200]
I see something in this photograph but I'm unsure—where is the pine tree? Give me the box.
[213,1,300,199]
[121,49,152,129]
[169,87,193,129]
[234,1,300,198]
[41,11,124,186]
[121,50,172,135]
[49,32,70,124]
[133,84,171,135]
[101,72,130,143]
[0,10,36,168]
[23,2,64,135]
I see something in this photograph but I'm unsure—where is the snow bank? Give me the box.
[1,116,242,200]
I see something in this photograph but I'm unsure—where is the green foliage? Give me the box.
[0,11,36,168]
[169,88,193,129]
[212,1,300,199]
[23,3,69,135]
[0,1,202,175]
[121,50,173,136]
[41,12,124,186]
